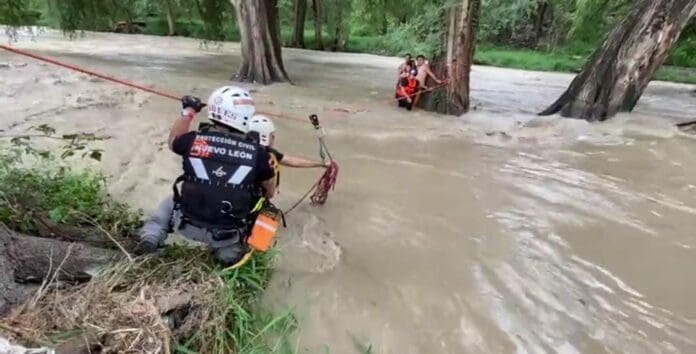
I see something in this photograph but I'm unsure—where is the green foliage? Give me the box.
[474,45,696,84]
[479,0,540,45]
[666,21,696,68]
[0,0,41,27]
[379,0,446,58]
[0,126,141,239]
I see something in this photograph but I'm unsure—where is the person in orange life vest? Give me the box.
[396,68,420,111]
[247,115,329,194]
[395,57,415,92]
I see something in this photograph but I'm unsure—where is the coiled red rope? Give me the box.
[311,160,339,205]
[283,115,339,215]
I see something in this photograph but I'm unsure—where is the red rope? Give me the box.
[1,44,341,212]
[0,44,182,101]
[395,79,451,102]
[0,44,321,123]
[310,160,339,205]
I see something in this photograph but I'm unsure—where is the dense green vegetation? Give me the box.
[2,0,694,82]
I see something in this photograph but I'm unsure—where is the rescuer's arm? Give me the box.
[169,96,204,151]
[280,155,329,168]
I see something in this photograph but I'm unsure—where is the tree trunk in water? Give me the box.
[420,0,479,115]
[231,0,290,84]
[540,0,696,121]
[163,0,177,35]
[290,0,307,48]
[311,0,324,50]
[533,1,548,47]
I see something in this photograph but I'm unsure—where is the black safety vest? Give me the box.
[174,129,260,229]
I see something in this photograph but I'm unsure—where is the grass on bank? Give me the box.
[0,136,296,353]
[473,46,696,85]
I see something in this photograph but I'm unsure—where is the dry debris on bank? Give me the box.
[0,240,285,354]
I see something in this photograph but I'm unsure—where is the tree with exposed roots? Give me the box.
[230,0,290,84]
[540,0,696,121]
[420,0,480,115]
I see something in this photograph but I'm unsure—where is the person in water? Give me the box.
[248,114,328,194]
[134,86,276,267]
[396,68,420,111]
[415,55,443,89]
[413,55,444,106]
[397,53,413,79]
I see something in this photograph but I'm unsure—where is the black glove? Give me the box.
[181,95,204,113]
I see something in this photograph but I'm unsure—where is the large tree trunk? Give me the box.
[290,0,307,48]
[231,0,290,84]
[329,4,347,52]
[540,0,696,121]
[533,1,548,47]
[420,0,479,115]
[0,227,121,315]
[311,0,324,50]
[163,0,177,36]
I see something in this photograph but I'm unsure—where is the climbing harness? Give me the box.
[283,114,339,215]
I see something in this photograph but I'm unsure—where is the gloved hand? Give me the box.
[181,95,204,117]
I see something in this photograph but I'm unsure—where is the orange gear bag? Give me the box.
[248,208,281,252]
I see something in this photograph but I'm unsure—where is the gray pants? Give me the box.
[139,197,248,265]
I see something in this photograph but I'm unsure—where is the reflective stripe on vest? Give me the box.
[177,129,261,228]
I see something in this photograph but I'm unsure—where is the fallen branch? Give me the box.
[79,214,134,263]
[676,119,696,128]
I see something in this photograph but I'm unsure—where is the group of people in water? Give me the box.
[395,54,444,111]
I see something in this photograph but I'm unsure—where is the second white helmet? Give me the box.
[207,86,255,133]
[248,115,275,146]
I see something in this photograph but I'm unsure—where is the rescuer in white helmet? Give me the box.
[247,114,329,194]
[134,86,276,267]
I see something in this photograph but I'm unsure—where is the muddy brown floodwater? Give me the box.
[2,29,696,353]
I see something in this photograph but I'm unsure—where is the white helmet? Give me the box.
[249,115,275,146]
[207,86,255,133]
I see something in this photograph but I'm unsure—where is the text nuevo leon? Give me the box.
[197,145,253,159]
